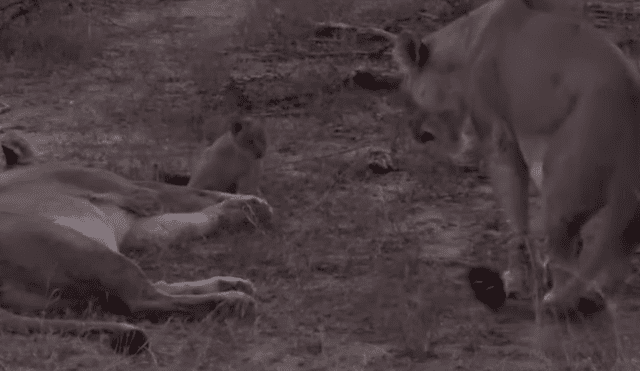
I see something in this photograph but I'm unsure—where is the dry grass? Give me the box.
[0,0,108,74]
[0,0,639,370]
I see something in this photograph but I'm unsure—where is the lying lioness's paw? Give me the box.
[204,195,273,228]
[211,291,257,323]
[211,277,256,295]
[231,194,274,220]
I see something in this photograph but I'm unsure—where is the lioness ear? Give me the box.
[1,143,19,168]
[415,42,431,69]
[393,32,431,74]
[230,117,246,137]
[0,130,35,169]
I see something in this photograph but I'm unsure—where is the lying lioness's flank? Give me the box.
[393,0,640,315]
[0,140,273,354]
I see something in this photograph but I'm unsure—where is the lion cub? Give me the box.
[188,116,267,195]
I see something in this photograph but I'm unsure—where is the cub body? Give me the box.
[188,117,267,195]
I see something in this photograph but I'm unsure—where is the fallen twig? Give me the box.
[311,21,397,43]
[418,11,440,21]
[289,49,387,58]
[343,70,402,92]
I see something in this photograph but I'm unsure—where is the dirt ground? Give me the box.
[1,0,640,370]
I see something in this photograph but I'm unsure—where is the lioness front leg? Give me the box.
[542,194,639,311]
[482,123,532,299]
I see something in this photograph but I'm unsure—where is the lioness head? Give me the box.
[393,31,468,157]
[392,0,546,157]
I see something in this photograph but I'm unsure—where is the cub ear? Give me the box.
[393,32,431,74]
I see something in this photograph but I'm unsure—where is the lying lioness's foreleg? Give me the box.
[131,181,254,211]
[0,308,148,355]
[127,290,257,324]
[154,276,256,296]
[89,249,257,323]
[86,189,162,217]
[125,195,272,247]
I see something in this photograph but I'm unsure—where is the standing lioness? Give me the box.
[393,0,640,313]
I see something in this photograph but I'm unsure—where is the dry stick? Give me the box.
[263,140,380,171]
[281,140,386,212]
[288,49,387,58]
[418,11,440,21]
[80,10,135,31]
[311,21,398,43]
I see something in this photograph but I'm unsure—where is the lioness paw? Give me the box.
[211,277,256,295]
[211,291,257,323]
[229,194,273,214]
[205,195,273,229]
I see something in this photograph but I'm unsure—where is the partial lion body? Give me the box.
[467,0,640,188]
[394,0,640,312]
[0,154,273,354]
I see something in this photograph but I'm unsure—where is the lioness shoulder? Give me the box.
[187,116,267,195]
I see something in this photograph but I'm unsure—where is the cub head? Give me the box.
[229,116,268,159]
[393,32,469,157]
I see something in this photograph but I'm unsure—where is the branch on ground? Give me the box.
[311,21,397,43]
[342,70,401,92]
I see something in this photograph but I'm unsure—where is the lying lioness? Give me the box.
[393,0,640,313]
[0,136,273,354]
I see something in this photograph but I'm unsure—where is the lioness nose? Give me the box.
[419,130,436,143]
